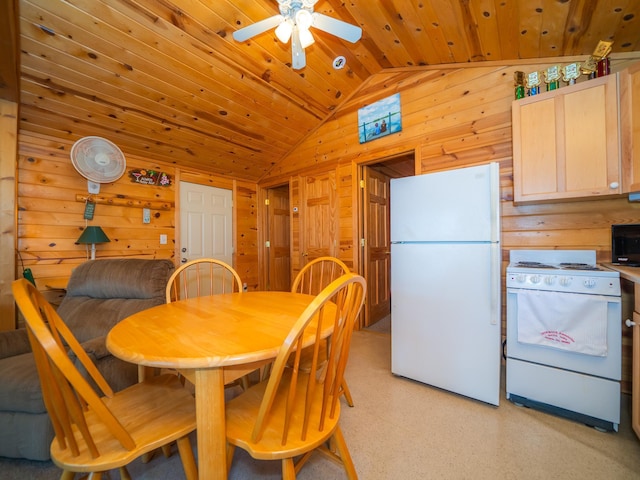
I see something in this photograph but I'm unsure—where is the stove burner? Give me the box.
[559,263,602,271]
[511,261,605,271]
[513,262,557,269]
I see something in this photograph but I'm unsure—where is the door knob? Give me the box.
[181,247,187,253]
[181,258,187,263]
[626,319,637,327]
[302,252,308,257]
[610,182,619,189]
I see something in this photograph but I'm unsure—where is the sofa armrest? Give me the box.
[0,328,31,360]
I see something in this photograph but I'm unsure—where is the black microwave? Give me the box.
[612,224,640,266]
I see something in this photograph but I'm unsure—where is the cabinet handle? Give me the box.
[625,319,637,327]
[610,182,619,189]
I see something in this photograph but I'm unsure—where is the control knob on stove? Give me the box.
[544,275,556,285]
[514,273,526,283]
[530,274,541,284]
[583,278,596,288]
[559,276,572,287]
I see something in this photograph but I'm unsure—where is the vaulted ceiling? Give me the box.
[2,0,639,181]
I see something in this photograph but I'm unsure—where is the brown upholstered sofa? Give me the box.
[0,258,175,461]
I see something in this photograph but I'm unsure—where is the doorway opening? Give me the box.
[359,152,415,330]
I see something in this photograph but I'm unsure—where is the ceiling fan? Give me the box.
[232,0,362,70]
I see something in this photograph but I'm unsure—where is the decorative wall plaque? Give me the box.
[129,169,172,186]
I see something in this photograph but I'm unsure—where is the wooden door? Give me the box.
[300,172,337,266]
[266,186,291,291]
[363,167,391,327]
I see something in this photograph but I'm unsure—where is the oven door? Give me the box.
[506,288,621,380]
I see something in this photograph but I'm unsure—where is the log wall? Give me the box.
[15,131,259,316]
[12,56,640,390]
[262,56,640,393]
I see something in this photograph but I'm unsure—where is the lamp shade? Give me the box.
[76,226,110,245]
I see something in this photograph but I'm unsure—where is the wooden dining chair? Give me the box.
[166,257,243,303]
[291,256,355,406]
[166,258,254,389]
[11,278,198,480]
[225,273,366,479]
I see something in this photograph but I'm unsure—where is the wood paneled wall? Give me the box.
[12,55,640,388]
[15,132,259,318]
[262,55,640,393]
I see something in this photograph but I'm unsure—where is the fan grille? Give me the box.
[70,136,126,183]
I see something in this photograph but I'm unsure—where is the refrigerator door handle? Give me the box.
[489,162,501,244]
[490,243,500,325]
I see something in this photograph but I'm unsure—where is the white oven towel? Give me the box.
[516,290,608,356]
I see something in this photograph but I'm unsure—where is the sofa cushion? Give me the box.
[63,258,174,299]
[0,328,30,360]
[0,411,54,461]
[0,352,45,414]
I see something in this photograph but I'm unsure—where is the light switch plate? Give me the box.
[143,208,151,224]
[160,234,167,245]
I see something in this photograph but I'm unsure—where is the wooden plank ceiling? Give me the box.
[4,0,640,181]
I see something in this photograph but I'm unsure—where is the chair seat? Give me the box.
[226,370,341,460]
[51,374,196,472]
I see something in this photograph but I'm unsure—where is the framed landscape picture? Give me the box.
[358,93,402,144]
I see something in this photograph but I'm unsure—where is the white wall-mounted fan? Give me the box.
[233,0,362,70]
[70,136,126,194]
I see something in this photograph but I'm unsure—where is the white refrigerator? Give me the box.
[390,162,501,406]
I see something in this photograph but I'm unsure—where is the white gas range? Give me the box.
[506,250,622,431]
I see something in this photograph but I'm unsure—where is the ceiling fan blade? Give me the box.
[232,14,284,42]
[291,28,306,70]
[311,13,362,43]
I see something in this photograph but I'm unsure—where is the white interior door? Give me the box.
[180,182,233,265]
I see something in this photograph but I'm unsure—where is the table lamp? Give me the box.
[76,226,110,260]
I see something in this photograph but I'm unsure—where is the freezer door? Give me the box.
[390,162,500,243]
[391,242,501,406]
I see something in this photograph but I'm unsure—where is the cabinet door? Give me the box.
[513,75,620,203]
[633,310,640,439]
[563,79,618,194]
[513,98,558,199]
[621,62,640,192]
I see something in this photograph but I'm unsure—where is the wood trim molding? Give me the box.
[0,100,18,330]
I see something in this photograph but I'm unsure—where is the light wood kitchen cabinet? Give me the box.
[606,265,640,440]
[512,74,620,203]
[632,290,640,440]
[620,62,640,192]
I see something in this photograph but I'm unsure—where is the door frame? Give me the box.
[356,150,418,327]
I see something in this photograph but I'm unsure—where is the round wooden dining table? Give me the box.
[106,291,334,480]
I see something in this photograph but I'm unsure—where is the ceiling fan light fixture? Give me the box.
[275,19,293,43]
[295,9,313,30]
[298,26,315,48]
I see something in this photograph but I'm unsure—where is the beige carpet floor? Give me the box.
[2,326,640,479]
